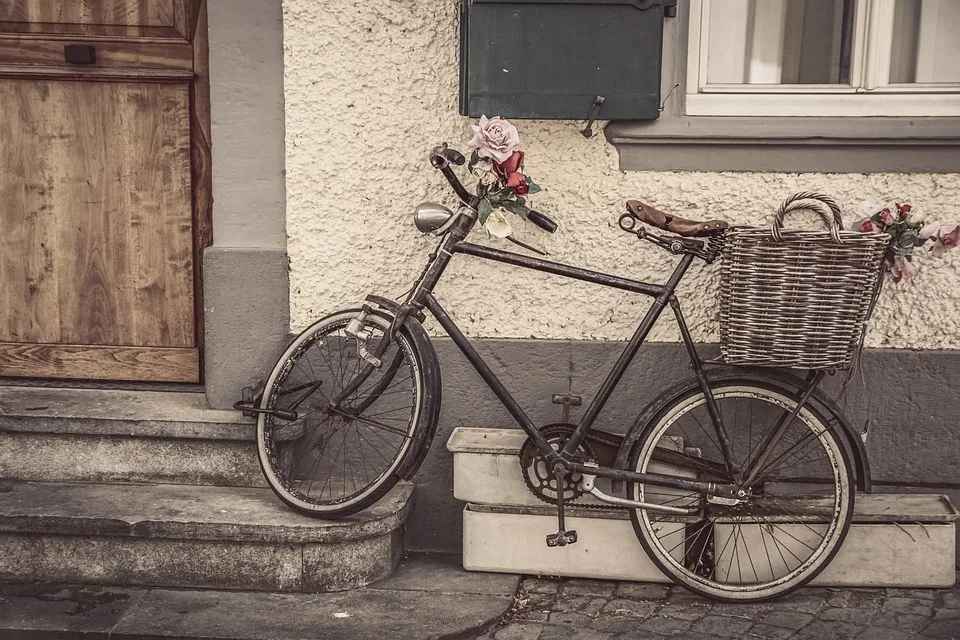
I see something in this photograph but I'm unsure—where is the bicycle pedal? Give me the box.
[545,530,578,547]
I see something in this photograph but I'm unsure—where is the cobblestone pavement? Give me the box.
[476,574,960,640]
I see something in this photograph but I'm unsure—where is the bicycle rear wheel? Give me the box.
[257,309,440,517]
[627,380,854,602]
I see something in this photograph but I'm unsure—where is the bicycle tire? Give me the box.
[256,308,441,517]
[627,379,855,602]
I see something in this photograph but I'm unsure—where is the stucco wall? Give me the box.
[282,1,960,349]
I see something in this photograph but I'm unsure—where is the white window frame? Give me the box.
[686,0,960,117]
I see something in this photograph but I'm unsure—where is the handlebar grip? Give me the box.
[444,148,466,166]
[528,210,558,234]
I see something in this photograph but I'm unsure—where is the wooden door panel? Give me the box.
[0,80,196,361]
[0,1,177,29]
[0,39,193,70]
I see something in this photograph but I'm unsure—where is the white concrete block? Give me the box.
[463,503,677,582]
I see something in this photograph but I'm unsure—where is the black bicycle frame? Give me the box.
[403,211,737,496]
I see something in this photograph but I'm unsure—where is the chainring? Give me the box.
[519,423,596,506]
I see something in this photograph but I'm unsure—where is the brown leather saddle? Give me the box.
[626,200,728,237]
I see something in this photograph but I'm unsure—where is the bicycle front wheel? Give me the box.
[628,380,854,602]
[257,309,440,517]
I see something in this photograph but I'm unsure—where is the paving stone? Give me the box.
[819,606,876,626]
[563,579,617,597]
[940,591,960,610]
[920,620,960,639]
[538,625,614,640]
[522,611,550,623]
[933,608,960,623]
[525,579,562,594]
[600,599,657,619]
[588,617,646,635]
[559,595,609,616]
[495,623,544,640]
[855,627,915,640]
[713,602,775,619]
[690,614,753,638]
[638,615,694,636]
[616,583,671,601]
[658,603,710,621]
[760,611,815,630]
[795,620,865,639]
[826,590,883,610]
[871,612,934,632]
[886,588,937,600]
[885,596,936,616]
[547,611,592,626]
[747,623,798,639]
[779,594,826,615]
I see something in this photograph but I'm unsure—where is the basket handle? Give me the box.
[771,192,844,243]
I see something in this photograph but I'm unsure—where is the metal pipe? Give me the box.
[454,242,665,297]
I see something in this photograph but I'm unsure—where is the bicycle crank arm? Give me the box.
[581,470,699,515]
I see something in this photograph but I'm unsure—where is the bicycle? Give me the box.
[236,144,871,602]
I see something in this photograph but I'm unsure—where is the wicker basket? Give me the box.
[719,192,889,370]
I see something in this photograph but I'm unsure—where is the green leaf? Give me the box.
[527,184,542,195]
[468,150,480,172]
[500,199,530,220]
[478,198,493,224]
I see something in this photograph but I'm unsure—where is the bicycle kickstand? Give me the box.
[546,464,578,548]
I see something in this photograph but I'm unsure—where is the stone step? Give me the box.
[0,553,519,640]
[0,386,262,486]
[0,480,413,592]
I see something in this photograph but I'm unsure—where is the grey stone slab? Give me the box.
[0,583,147,639]
[0,387,251,437]
[0,481,411,544]
[110,585,511,640]
[0,534,304,592]
[370,551,520,597]
[0,432,263,487]
[303,528,404,592]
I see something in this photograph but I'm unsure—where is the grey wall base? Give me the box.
[407,339,960,555]
[203,247,290,409]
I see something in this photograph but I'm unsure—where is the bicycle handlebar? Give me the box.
[429,143,558,234]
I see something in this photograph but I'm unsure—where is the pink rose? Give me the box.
[467,115,520,163]
[896,203,912,220]
[859,219,882,233]
[932,224,960,257]
[878,208,895,225]
[890,256,918,282]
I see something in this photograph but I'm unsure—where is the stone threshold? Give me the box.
[0,553,519,640]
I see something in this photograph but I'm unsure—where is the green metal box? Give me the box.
[459,0,676,121]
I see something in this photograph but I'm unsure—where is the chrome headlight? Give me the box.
[413,202,455,235]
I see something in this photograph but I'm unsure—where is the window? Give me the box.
[686,0,960,116]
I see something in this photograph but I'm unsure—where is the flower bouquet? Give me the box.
[858,202,959,282]
[465,116,542,238]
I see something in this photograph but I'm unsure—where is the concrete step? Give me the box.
[0,553,520,640]
[0,480,413,592]
[0,386,262,487]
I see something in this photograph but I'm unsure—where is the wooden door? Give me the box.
[0,1,210,383]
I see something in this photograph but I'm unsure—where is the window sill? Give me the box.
[605,116,960,173]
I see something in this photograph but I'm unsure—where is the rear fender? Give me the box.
[612,369,871,493]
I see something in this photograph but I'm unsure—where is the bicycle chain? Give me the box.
[518,424,630,511]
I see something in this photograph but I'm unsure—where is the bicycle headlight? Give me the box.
[413,202,455,235]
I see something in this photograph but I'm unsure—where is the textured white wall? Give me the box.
[282,1,960,348]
